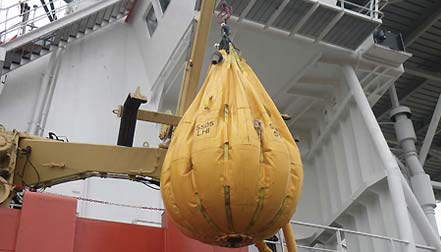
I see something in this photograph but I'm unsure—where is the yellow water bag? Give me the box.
[160,49,303,248]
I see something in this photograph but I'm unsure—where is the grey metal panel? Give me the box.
[111,1,122,17]
[103,4,114,21]
[87,13,99,29]
[298,6,339,38]
[272,0,313,31]
[77,16,90,33]
[245,0,284,24]
[118,0,130,13]
[230,0,249,16]
[69,21,80,37]
[95,9,106,25]
[323,15,379,49]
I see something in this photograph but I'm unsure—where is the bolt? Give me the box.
[0,136,6,147]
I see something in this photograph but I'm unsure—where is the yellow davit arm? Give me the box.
[283,223,297,252]
[254,223,298,252]
[255,241,273,252]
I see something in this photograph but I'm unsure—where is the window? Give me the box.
[159,0,171,13]
[145,5,158,36]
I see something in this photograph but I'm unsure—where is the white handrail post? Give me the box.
[279,229,285,252]
[342,65,416,252]
[4,8,8,42]
[375,0,379,18]
[390,238,396,252]
[31,5,37,31]
[336,230,344,252]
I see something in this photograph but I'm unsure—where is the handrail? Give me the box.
[337,0,384,19]
[1,0,69,42]
[0,0,65,26]
[265,220,438,251]
[150,19,195,92]
[292,220,408,244]
[0,0,42,11]
[0,0,107,43]
[2,3,71,35]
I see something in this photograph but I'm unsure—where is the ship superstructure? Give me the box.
[1,0,441,251]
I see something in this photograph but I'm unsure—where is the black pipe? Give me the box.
[48,0,57,20]
[20,3,31,24]
[39,0,54,22]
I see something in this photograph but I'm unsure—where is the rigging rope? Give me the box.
[217,0,233,22]
[0,179,165,211]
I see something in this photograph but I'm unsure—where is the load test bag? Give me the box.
[161,47,304,248]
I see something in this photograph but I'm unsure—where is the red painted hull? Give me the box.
[0,192,248,252]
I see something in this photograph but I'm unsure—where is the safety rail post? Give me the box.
[370,0,374,18]
[290,220,438,251]
[279,230,285,252]
[336,230,344,252]
[390,238,396,252]
[419,94,441,166]
[31,5,38,31]
[3,8,8,42]
[374,0,379,19]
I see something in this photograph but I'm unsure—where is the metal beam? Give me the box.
[296,76,339,86]
[432,180,441,191]
[264,0,290,30]
[274,53,322,100]
[429,149,441,162]
[290,1,319,36]
[404,1,441,47]
[176,0,216,115]
[376,79,430,120]
[387,0,404,5]
[315,11,344,43]
[386,66,441,133]
[386,66,441,134]
[238,0,256,22]
[137,109,181,126]
[419,94,441,166]
[114,107,181,126]
[405,67,441,83]
[288,100,316,127]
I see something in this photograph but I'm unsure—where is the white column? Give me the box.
[389,85,439,236]
[342,65,416,252]
[28,48,62,135]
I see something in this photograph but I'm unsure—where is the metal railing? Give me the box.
[262,220,436,252]
[336,0,386,19]
[0,0,86,43]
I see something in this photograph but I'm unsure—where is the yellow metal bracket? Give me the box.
[113,106,181,126]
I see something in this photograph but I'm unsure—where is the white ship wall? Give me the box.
[0,0,196,224]
[0,56,50,131]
